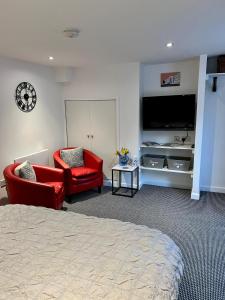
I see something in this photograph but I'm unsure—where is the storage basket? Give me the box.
[167,156,191,171]
[142,154,165,169]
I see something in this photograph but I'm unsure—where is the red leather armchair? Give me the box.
[53,147,103,197]
[3,164,65,210]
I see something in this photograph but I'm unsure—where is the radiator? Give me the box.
[14,149,49,165]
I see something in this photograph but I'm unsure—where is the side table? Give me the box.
[112,164,139,198]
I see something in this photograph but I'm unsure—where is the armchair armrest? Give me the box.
[5,175,56,206]
[15,177,55,193]
[84,150,103,173]
[53,152,73,187]
[33,165,64,182]
[53,153,70,170]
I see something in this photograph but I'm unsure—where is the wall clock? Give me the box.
[15,82,37,112]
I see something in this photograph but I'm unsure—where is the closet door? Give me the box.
[65,101,91,150]
[90,100,117,179]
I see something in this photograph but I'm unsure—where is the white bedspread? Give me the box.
[0,205,183,299]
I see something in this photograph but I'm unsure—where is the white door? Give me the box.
[90,100,117,179]
[65,101,91,150]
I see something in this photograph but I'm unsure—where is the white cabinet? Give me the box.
[65,100,92,150]
[65,100,117,179]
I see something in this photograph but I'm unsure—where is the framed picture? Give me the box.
[160,72,181,87]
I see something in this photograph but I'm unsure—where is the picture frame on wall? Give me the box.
[160,72,181,87]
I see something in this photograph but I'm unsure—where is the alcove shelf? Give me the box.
[206,73,225,80]
[140,165,193,176]
[140,144,195,153]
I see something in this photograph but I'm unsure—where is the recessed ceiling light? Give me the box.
[166,42,174,48]
[49,56,54,61]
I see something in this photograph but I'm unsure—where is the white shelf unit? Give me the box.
[140,143,194,178]
[140,144,195,153]
[140,165,193,176]
[206,73,225,80]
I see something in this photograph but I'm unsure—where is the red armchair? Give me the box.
[3,164,65,210]
[53,147,103,198]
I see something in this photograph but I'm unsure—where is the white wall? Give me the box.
[201,76,225,193]
[0,57,65,198]
[140,59,199,189]
[142,59,199,96]
[63,63,140,158]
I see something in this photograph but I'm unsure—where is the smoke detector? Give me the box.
[63,29,80,38]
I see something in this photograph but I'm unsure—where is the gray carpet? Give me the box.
[65,185,225,300]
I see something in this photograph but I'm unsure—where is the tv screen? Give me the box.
[142,94,196,131]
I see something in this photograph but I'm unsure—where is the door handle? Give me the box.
[87,134,90,138]
[91,135,94,139]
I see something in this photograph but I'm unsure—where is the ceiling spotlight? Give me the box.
[63,28,80,38]
[49,56,54,60]
[166,42,174,48]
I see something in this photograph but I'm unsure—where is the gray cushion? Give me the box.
[60,147,84,168]
[14,161,36,182]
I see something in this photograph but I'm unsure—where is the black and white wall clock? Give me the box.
[15,82,37,112]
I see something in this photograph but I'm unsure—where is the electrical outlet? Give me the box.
[174,136,181,142]
[184,135,191,143]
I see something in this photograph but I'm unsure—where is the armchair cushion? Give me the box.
[71,167,98,178]
[60,147,84,168]
[14,161,36,182]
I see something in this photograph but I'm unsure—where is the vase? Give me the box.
[119,154,129,166]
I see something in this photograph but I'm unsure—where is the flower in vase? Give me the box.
[116,147,129,166]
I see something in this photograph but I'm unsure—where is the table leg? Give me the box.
[131,169,133,197]
[119,170,121,188]
[112,169,114,194]
[137,167,139,190]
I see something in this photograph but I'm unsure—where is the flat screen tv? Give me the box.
[142,94,196,131]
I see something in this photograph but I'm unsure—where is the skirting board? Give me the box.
[104,178,187,191]
[201,185,225,194]
[104,179,112,187]
[105,180,225,198]
[140,179,191,190]
[104,179,140,189]
[105,179,190,191]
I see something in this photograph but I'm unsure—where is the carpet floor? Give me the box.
[65,185,225,300]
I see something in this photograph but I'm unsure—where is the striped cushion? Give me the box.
[60,148,84,168]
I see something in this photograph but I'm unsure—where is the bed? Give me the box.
[0,205,183,299]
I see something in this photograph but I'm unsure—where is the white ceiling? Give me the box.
[0,0,225,67]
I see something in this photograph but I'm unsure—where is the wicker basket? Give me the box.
[217,55,225,73]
